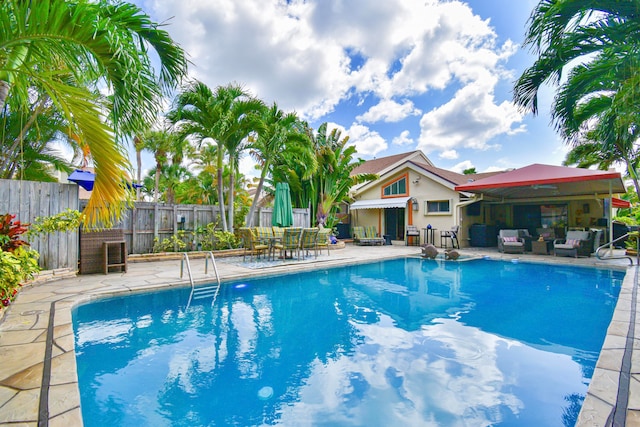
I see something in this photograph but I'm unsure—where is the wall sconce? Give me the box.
[412,199,419,211]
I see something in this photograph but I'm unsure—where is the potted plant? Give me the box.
[625,231,639,256]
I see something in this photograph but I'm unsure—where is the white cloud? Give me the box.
[392,130,413,146]
[357,99,421,123]
[344,123,388,157]
[439,149,458,160]
[417,78,526,155]
[450,160,474,174]
[136,0,529,173]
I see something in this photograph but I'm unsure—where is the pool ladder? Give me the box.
[181,252,221,308]
[595,233,635,265]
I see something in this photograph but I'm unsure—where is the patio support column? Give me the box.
[609,181,613,256]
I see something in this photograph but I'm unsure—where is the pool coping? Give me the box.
[0,245,636,426]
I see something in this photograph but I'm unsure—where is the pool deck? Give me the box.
[0,243,637,426]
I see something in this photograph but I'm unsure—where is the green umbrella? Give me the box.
[272,182,294,227]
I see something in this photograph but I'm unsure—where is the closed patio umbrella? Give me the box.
[272,182,294,227]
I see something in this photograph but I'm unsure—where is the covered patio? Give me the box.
[455,164,628,249]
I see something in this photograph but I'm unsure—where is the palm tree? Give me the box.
[309,123,377,227]
[513,1,639,114]
[245,103,312,227]
[514,1,640,197]
[170,81,263,232]
[0,0,187,226]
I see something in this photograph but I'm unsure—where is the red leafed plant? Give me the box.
[0,214,30,252]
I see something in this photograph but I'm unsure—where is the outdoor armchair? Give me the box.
[498,229,525,254]
[553,230,593,258]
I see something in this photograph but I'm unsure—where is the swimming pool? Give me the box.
[73,258,623,426]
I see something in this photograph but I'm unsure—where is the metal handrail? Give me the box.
[180,252,195,285]
[204,251,221,287]
[595,232,635,265]
[182,252,222,308]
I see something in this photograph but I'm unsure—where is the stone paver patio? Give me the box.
[0,243,636,426]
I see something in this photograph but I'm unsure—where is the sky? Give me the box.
[133,0,567,179]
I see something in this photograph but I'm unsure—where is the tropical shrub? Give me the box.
[27,209,83,237]
[0,214,40,311]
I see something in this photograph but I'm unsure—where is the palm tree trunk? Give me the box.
[0,98,46,175]
[134,136,142,201]
[0,80,9,112]
[228,155,235,233]
[216,151,228,232]
[154,165,161,202]
[246,166,269,227]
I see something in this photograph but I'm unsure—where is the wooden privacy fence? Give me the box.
[81,202,311,254]
[0,179,79,270]
[254,208,311,229]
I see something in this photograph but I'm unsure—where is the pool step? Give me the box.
[192,285,220,300]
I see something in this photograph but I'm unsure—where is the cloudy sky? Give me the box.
[134,0,565,177]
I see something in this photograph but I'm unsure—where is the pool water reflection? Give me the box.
[73,258,623,426]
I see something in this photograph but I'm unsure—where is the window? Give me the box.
[382,177,407,196]
[425,200,451,214]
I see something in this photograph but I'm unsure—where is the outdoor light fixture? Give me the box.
[412,199,419,211]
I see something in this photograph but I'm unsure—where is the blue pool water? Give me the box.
[73,258,624,426]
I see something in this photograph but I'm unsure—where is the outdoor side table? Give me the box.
[103,240,127,274]
[531,240,551,255]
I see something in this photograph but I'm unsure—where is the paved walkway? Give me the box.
[0,243,636,426]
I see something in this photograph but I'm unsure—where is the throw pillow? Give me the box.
[503,236,518,242]
[565,239,580,247]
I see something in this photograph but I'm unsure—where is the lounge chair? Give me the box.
[405,225,420,246]
[365,226,385,245]
[554,230,593,258]
[440,226,460,249]
[353,226,384,245]
[498,229,525,254]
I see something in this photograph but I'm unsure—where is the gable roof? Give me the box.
[351,150,432,176]
[351,151,506,195]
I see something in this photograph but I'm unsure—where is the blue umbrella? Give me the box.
[68,169,95,191]
[68,169,143,192]
[272,182,294,227]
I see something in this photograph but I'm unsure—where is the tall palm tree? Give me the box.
[513,0,639,114]
[170,81,263,232]
[0,0,187,226]
[514,1,640,197]
[246,103,308,226]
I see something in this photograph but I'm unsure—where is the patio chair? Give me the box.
[274,227,302,260]
[553,230,593,258]
[316,228,332,256]
[518,229,533,252]
[240,227,269,261]
[299,228,319,259]
[272,226,285,239]
[405,225,420,246]
[365,226,385,245]
[440,226,459,249]
[498,229,525,254]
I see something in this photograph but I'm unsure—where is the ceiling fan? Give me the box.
[531,184,558,190]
